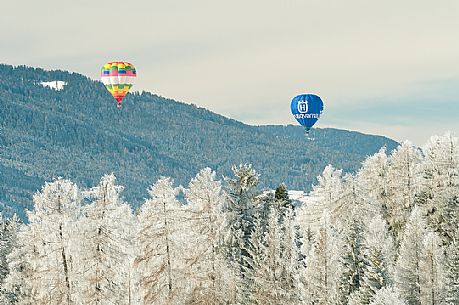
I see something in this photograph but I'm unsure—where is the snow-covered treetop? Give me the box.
[227,164,260,192]
[185,167,222,211]
[369,287,407,305]
[32,178,80,215]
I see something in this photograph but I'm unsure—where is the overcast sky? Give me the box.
[2,0,458,145]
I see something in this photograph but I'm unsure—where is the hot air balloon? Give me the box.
[101,62,136,108]
[291,94,324,136]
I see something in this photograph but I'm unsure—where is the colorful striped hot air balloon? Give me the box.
[101,62,136,108]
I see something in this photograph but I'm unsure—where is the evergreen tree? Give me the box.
[274,182,293,211]
[351,215,394,305]
[338,216,366,305]
[222,164,261,302]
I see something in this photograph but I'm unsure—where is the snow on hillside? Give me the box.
[292,189,353,232]
[290,189,330,232]
[288,190,309,205]
[39,80,67,91]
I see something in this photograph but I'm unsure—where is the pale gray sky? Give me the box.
[2,0,459,145]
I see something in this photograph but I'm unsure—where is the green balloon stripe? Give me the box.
[104,84,133,89]
[106,66,135,71]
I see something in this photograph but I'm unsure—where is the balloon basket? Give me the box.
[304,129,314,140]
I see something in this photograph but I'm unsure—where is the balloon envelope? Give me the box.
[101,62,136,107]
[291,94,324,131]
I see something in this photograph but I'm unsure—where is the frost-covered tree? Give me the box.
[340,174,365,217]
[338,216,366,305]
[395,206,428,305]
[183,168,232,305]
[369,287,407,305]
[311,165,343,207]
[443,229,459,304]
[419,232,445,305]
[32,179,81,305]
[418,133,459,244]
[74,174,135,305]
[4,220,41,305]
[350,214,394,305]
[222,164,260,301]
[245,212,265,303]
[386,141,422,243]
[248,208,302,305]
[120,209,141,305]
[136,177,181,305]
[303,211,343,305]
[0,214,19,304]
[274,183,294,212]
[357,147,389,204]
[5,179,81,305]
[297,165,344,249]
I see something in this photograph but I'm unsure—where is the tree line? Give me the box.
[0,132,458,304]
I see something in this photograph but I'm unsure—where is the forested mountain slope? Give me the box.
[0,64,398,217]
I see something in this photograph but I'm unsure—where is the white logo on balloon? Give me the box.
[298,100,308,114]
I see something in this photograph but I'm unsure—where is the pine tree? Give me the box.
[274,183,293,211]
[351,214,394,305]
[337,216,366,305]
[222,164,261,302]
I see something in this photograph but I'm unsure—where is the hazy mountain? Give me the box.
[0,64,398,218]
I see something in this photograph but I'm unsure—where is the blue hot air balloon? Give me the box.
[291,94,324,135]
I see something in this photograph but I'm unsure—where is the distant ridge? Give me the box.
[0,64,399,218]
